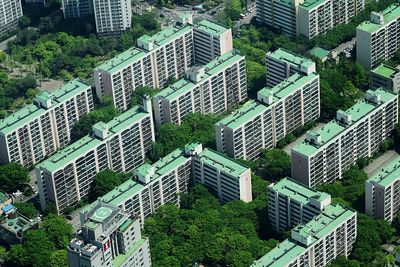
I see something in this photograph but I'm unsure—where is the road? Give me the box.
[363,150,399,177]
[331,37,356,56]
[283,123,325,155]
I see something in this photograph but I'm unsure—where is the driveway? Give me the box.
[363,150,399,177]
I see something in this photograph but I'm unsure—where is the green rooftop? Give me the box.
[0,79,90,135]
[216,101,268,130]
[101,148,190,206]
[119,218,133,232]
[371,64,399,78]
[357,4,400,33]
[113,237,148,267]
[367,154,400,188]
[195,19,229,36]
[270,178,330,205]
[37,106,149,173]
[299,0,330,10]
[96,25,192,74]
[217,73,318,130]
[292,88,397,157]
[268,48,315,69]
[308,46,330,59]
[154,50,244,101]
[251,204,355,266]
[197,148,249,177]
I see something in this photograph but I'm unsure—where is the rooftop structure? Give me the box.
[292,88,398,188]
[370,64,400,93]
[252,204,357,267]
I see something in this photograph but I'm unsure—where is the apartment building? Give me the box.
[251,204,357,267]
[62,0,93,18]
[266,48,316,88]
[370,64,400,93]
[192,144,253,203]
[268,177,331,233]
[215,72,319,160]
[94,23,194,111]
[193,19,233,65]
[292,89,398,188]
[94,19,233,111]
[0,80,93,168]
[92,0,132,36]
[36,98,155,214]
[68,202,151,267]
[0,0,23,35]
[99,143,252,226]
[357,4,400,70]
[365,154,400,222]
[256,0,367,39]
[152,50,247,127]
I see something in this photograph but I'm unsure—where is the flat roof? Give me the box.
[292,88,397,157]
[218,73,318,130]
[197,148,249,177]
[195,19,229,36]
[0,214,38,234]
[96,25,192,74]
[270,178,330,205]
[308,46,330,59]
[267,48,315,69]
[0,79,90,135]
[251,204,355,267]
[299,0,329,10]
[371,64,399,78]
[154,50,243,101]
[216,100,269,130]
[101,148,189,206]
[357,4,400,33]
[37,106,149,173]
[367,154,400,187]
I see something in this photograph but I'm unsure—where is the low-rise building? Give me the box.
[152,50,247,127]
[36,97,155,214]
[99,143,252,226]
[370,64,400,93]
[68,202,151,267]
[268,178,331,233]
[0,204,39,244]
[0,191,11,215]
[291,89,398,188]
[215,72,319,160]
[365,154,400,222]
[357,4,400,69]
[0,80,94,168]
[251,204,357,267]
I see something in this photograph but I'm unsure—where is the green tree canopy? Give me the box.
[254,149,291,181]
[0,162,29,192]
[90,170,131,201]
[13,202,39,219]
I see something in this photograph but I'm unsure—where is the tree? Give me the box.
[328,256,360,267]
[24,230,54,267]
[13,202,39,219]
[90,170,131,201]
[0,162,29,192]
[130,86,158,107]
[255,149,291,181]
[225,0,242,20]
[394,123,400,152]
[246,60,265,96]
[18,16,31,29]
[7,244,29,267]
[42,214,73,249]
[50,250,67,267]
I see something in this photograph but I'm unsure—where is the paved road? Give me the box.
[331,37,356,56]
[363,150,399,177]
[283,123,325,155]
